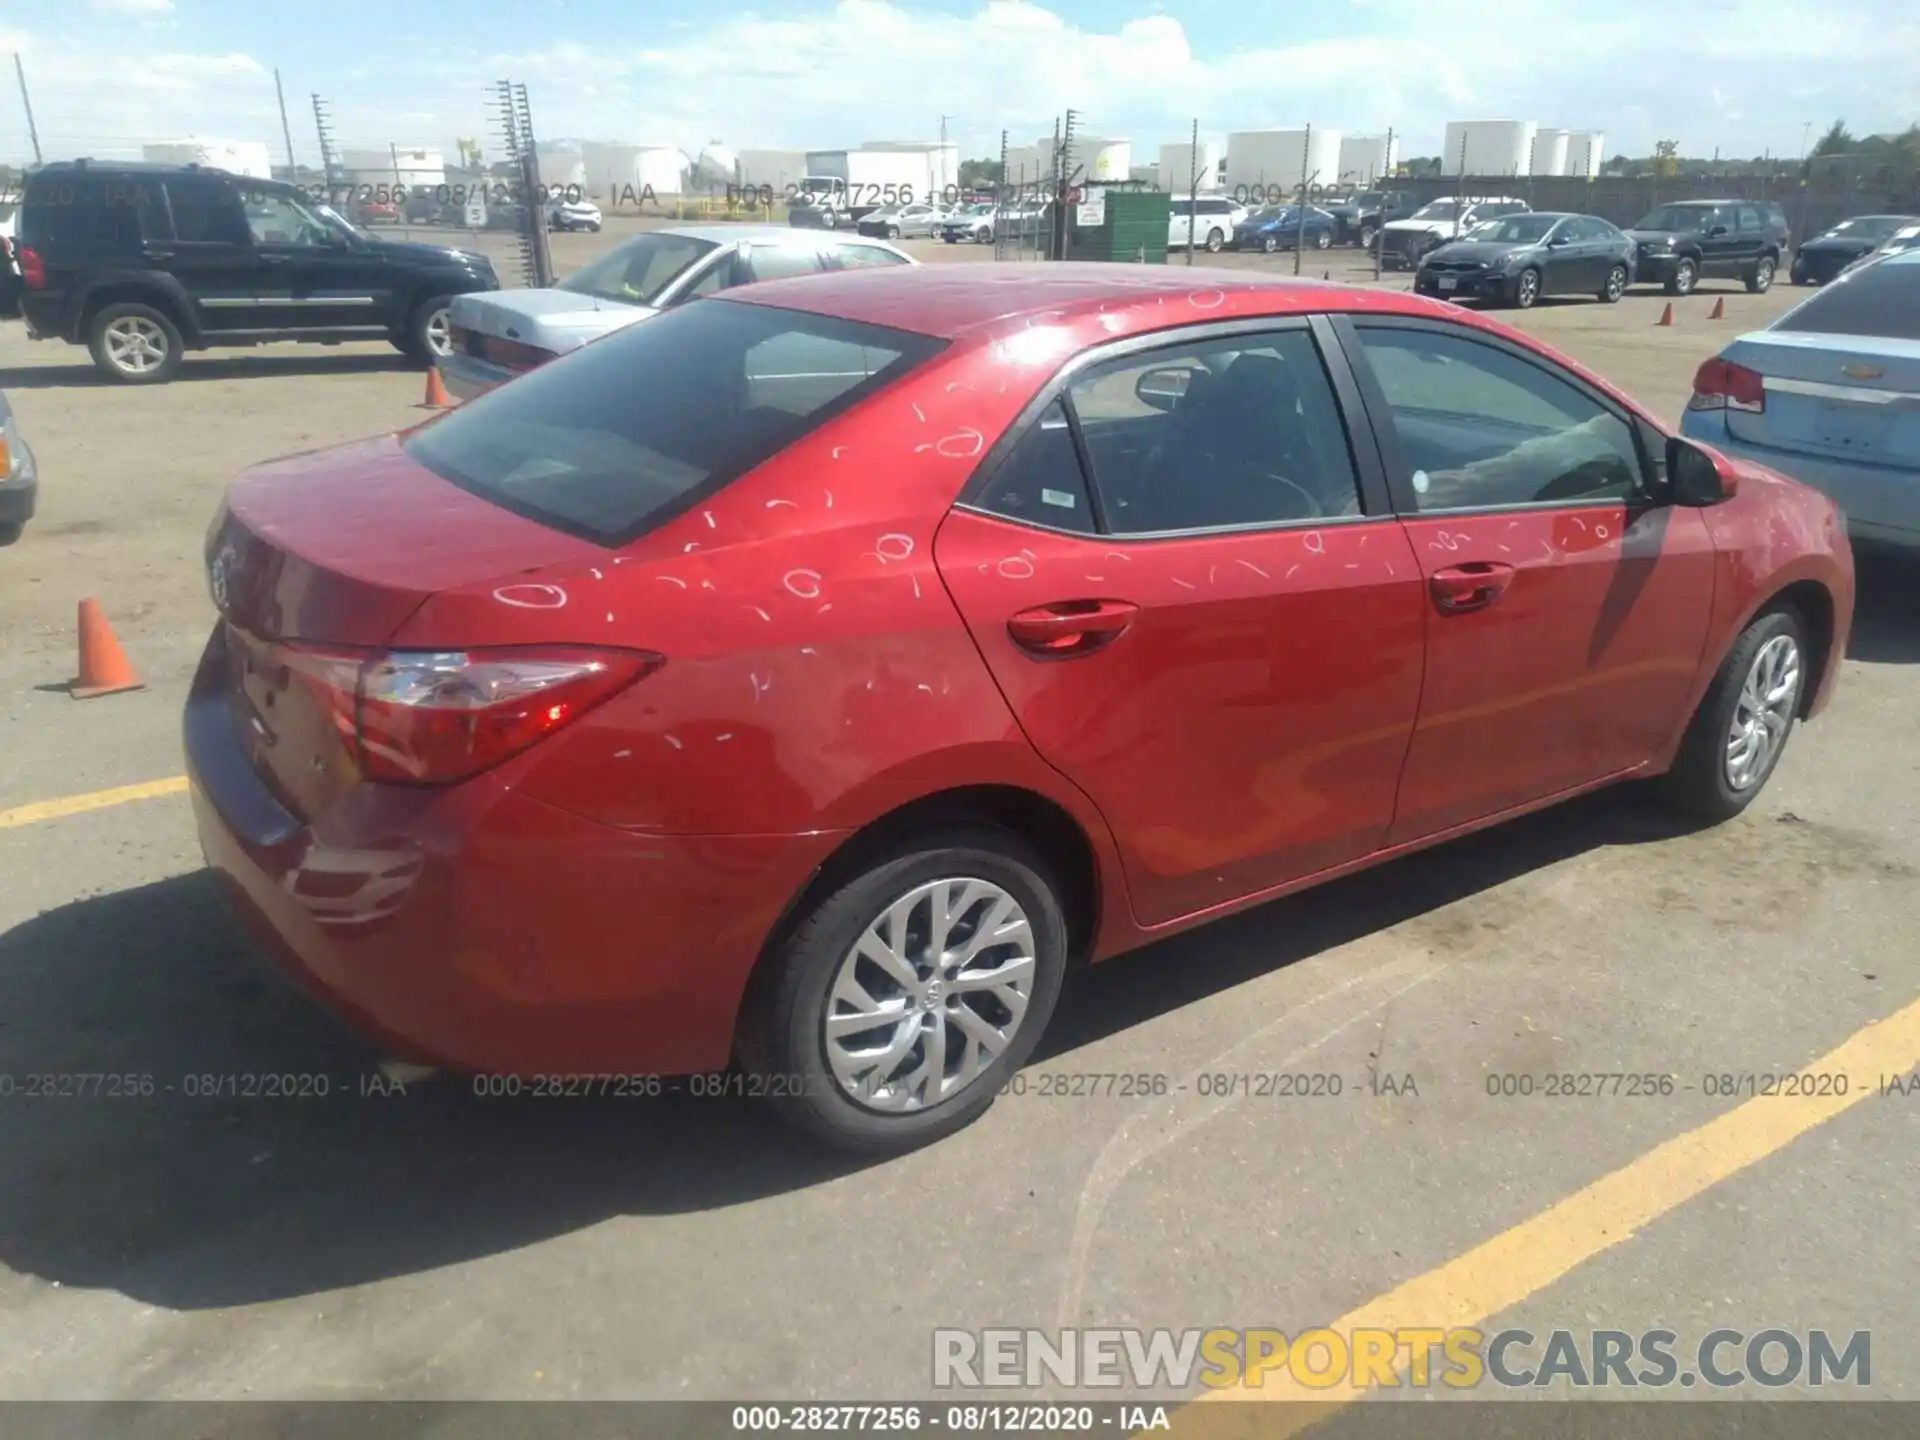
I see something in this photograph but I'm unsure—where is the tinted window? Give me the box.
[679,254,741,299]
[239,190,335,246]
[1773,259,1920,339]
[1354,325,1647,511]
[1473,214,1557,243]
[1636,204,1714,232]
[741,245,827,283]
[973,398,1096,534]
[1199,199,1234,216]
[1826,215,1911,240]
[559,232,719,305]
[19,177,157,247]
[1736,206,1762,234]
[1066,329,1363,533]
[165,179,250,245]
[829,244,911,270]
[402,300,946,544]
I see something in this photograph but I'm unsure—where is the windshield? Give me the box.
[1351,192,1385,206]
[1470,214,1559,243]
[1635,205,1715,231]
[403,300,947,544]
[1411,201,1460,221]
[1827,215,1911,240]
[1886,228,1920,250]
[558,232,720,306]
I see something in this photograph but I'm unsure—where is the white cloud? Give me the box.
[88,0,174,13]
[4,0,1916,169]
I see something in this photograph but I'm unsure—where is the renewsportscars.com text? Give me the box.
[932,1327,1871,1391]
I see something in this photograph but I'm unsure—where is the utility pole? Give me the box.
[273,68,297,179]
[1375,126,1394,279]
[311,93,339,193]
[1295,124,1311,275]
[1186,117,1199,266]
[13,54,41,166]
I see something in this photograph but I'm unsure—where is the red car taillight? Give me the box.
[17,245,46,290]
[1688,356,1766,413]
[281,643,661,786]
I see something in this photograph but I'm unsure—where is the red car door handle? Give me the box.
[1430,562,1517,613]
[1007,599,1139,656]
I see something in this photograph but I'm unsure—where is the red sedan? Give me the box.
[186,265,1854,1152]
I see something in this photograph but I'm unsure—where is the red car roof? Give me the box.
[720,260,1653,423]
[720,261,1444,341]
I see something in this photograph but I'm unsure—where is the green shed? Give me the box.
[1067,187,1172,264]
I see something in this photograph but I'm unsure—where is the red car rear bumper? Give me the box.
[185,641,843,1078]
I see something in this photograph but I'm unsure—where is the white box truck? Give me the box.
[792,149,949,226]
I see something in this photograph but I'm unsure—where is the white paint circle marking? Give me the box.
[492,584,568,610]
[783,568,824,600]
[875,533,915,562]
[997,556,1036,580]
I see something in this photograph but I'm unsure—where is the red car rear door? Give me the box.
[1329,315,1717,843]
[935,317,1426,928]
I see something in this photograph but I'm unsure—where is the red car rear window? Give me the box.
[403,299,947,545]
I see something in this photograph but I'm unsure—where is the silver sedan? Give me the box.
[439,226,914,401]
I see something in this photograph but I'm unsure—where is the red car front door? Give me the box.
[936,319,1426,928]
[1332,316,1717,842]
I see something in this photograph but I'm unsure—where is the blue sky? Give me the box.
[4,0,1914,171]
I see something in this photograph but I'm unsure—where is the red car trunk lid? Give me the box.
[206,432,608,819]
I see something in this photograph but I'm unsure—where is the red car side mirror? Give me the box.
[1667,435,1740,505]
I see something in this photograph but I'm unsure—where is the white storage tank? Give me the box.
[1563,132,1606,178]
[1225,128,1342,198]
[581,142,688,198]
[1158,141,1222,192]
[738,149,808,192]
[1530,129,1570,177]
[1084,140,1131,183]
[1337,134,1397,186]
[1440,120,1536,177]
[143,139,274,180]
[536,147,587,191]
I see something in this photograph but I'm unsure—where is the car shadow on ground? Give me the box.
[0,783,1693,1312]
[0,353,422,389]
[1847,550,1920,664]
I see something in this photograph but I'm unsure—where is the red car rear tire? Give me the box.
[737,826,1069,1153]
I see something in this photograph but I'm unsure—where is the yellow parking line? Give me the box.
[1177,991,1920,1436]
[0,776,190,830]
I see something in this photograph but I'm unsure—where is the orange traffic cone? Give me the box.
[1709,297,1726,319]
[420,366,450,409]
[1656,302,1675,326]
[72,598,144,699]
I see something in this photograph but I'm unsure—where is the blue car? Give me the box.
[1233,204,1337,254]
[1680,250,1920,553]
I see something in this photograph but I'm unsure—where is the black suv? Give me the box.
[1626,199,1789,297]
[12,161,500,383]
[1328,188,1420,248]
